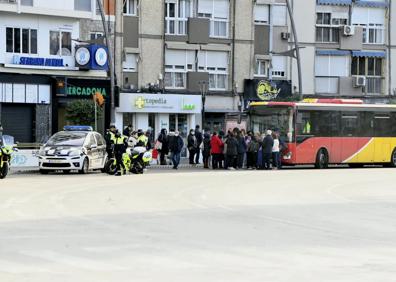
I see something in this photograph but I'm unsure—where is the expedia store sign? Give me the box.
[244,79,292,102]
[118,93,202,114]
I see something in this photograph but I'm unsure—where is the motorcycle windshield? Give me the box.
[1,135,14,147]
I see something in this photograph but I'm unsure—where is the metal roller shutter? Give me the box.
[1,104,35,143]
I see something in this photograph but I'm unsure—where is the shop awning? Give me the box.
[352,51,386,58]
[316,50,350,56]
[317,0,352,6]
[354,0,388,8]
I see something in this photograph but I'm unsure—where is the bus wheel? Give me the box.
[315,149,328,169]
[390,149,396,167]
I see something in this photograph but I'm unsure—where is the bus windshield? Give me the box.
[250,107,294,142]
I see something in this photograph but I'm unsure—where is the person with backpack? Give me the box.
[225,131,238,170]
[157,128,169,165]
[202,133,211,169]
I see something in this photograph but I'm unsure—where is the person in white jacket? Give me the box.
[272,133,280,170]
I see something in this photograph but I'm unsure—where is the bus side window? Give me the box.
[341,112,358,137]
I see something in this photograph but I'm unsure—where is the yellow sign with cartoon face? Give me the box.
[256,81,281,101]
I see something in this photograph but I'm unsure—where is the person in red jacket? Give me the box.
[210,132,224,169]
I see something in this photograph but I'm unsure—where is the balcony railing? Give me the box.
[365,77,383,95]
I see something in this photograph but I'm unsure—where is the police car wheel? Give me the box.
[79,159,89,174]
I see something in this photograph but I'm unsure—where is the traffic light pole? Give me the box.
[97,0,115,124]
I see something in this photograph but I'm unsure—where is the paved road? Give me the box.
[1,168,396,282]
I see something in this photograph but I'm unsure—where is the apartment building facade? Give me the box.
[293,0,392,99]
[115,0,292,135]
[0,0,113,143]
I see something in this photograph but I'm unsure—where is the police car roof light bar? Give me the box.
[63,126,93,132]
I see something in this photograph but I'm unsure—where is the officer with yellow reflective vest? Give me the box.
[105,125,117,157]
[111,130,128,176]
[136,129,148,148]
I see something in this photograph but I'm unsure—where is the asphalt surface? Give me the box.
[1,167,396,282]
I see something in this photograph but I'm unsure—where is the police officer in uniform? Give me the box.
[112,130,128,176]
[105,125,117,157]
[136,129,148,147]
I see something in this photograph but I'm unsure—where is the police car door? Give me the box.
[94,133,107,168]
[86,134,99,168]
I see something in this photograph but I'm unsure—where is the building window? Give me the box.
[164,49,195,89]
[254,4,269,24]
[6,27,37,54]
[271,56,287,78]
[351,56,383,94]
[198,0,229,38]
[124,0,137,15]
[198,51,228,90]
[90,32,104,40]
[315,12,347,43]
[21,0,33,6]
[123,53,137,72]
[314,55,348,94]
[352,7,385,45]
[272,5,287,26]
[165,0,191,35]
[255,59,268,77]
[74,0,91,12]
[50,31,72,56]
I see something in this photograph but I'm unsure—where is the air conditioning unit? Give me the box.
[353,76,366,87]
[281,32,290,40]
[343,25,355,36]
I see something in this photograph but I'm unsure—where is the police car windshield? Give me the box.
[47,132,87,147]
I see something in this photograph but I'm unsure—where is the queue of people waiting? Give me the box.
[154,125,287,170]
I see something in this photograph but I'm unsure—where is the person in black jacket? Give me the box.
[157,128,169,165]
[187,129,197,164]
[194,125,203,164]
[225,132,238,169]
[202,132,211,169]
[262,130,274,170]
[113,130,128,176]
[169,131,184,169]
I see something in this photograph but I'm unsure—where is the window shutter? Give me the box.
[352,7,369,24]
[254,4,269,23]
[198,0,213,14]
[123,54,137,70]
[271,56,287,72]
[213,0,229,19]
[206,51,228,69]
[165,49,187,66]
[272,5,287,26]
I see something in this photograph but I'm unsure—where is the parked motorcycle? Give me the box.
[104,146,152,175]
[0,135,16,179]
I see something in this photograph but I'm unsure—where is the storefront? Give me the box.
[0,73,52,143]
[204,95,238,133]
[116,93,202,139]
[53,77,111,134]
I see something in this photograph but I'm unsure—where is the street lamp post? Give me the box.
[198,81,208,131]
[96,0,116,124]
[285,0,303,100]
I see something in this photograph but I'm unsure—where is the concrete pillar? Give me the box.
[157,114,169,132]
[115,112,123,130]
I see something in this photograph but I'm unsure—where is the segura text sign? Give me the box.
[13,55,64,67]
[118,93,202,114]
[67,86,107,97]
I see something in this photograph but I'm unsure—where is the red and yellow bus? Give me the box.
[248,99,396,168]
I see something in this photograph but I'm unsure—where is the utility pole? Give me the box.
[97,0,116,124]
[285,0,303,100]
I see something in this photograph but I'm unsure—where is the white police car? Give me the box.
[37,126,107,174]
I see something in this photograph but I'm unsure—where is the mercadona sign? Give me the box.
[67,86,107,97]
